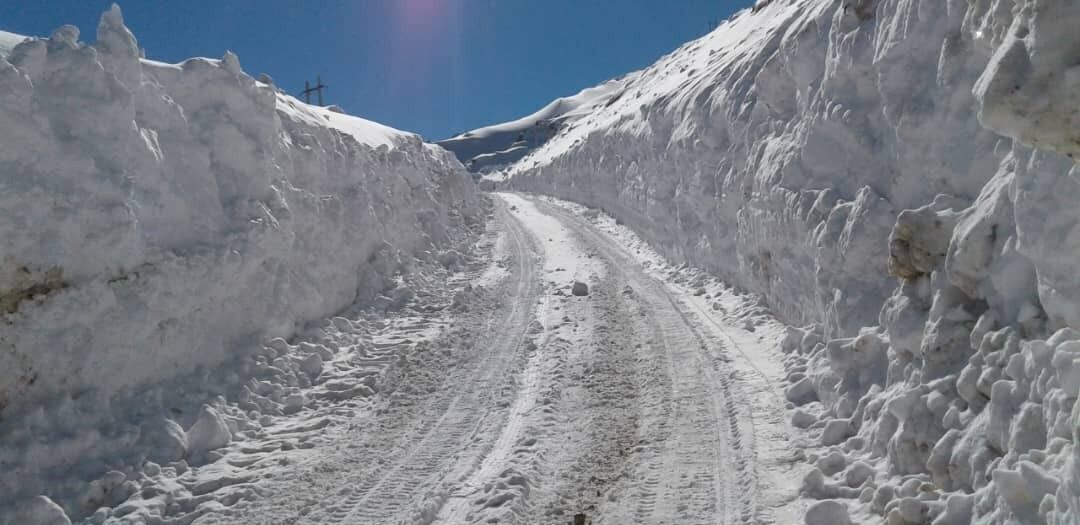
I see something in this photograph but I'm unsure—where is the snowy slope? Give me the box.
[437,78,628,173]
[506,0,1080,523]
[0,6,480,519]
[0,30,25,57]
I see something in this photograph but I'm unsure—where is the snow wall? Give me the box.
[0,6,480,509]
[509,0,1080,522]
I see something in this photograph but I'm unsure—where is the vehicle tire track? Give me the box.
[529,196,760,525]
[316,199,541,525]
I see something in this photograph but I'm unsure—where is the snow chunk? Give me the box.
[820,418,852,446]
[791,408,817,428]
[974,0,1080,159]
[805,499,850,525]
[140,418,189,464]
[785,377,818,406]
[49,25,79,47]
[888,196,966,280]
[185,405,232,457]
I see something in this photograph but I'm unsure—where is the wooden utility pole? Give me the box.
[301,76,327,105]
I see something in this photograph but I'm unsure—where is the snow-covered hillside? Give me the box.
[506,0,1080,522]
[437,79,627,173]
[0,6,480,520]
[0,30,25,57]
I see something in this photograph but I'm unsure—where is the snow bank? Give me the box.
[506,0,1080,522]
[973,0,1080,160]
[0,5,479,516]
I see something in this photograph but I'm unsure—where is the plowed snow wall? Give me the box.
[510,0,1080,521]
[0,10,480,417]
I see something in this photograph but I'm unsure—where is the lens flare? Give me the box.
[382,0,463,115]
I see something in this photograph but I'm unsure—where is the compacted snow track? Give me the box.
[522,196,761,525]
[185,193,781,525]
[184,199,541,525]
[426,194,769,525]
[324,202,540,525]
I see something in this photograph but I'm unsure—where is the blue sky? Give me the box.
[0,1,751,140]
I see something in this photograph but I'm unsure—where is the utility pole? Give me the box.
[301,76,327,105]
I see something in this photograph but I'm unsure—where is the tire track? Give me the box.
[318,200,541,525]
[529,196,760,525]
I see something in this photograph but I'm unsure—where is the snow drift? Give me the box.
[505,0,1080,522]
[0,6,479,516]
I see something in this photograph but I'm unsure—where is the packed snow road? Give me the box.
[187,193,796,525]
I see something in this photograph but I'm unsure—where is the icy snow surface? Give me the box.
[504,0,1080,522]
[0,5,480,521]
